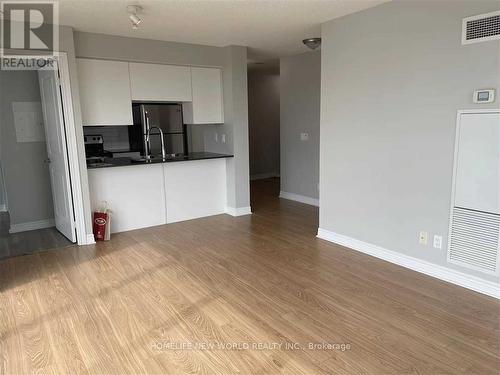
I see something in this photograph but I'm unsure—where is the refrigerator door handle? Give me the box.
[145,111,151,132]
[145,112,151,157]
[140,105,151,157]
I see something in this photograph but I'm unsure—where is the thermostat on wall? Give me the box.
[473,89,495,103]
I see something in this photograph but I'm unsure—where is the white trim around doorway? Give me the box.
[56,53,93,245]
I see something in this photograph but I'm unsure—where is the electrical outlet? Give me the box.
[433,235,443,249]
[419,231,428,245]
[221,134,226,143]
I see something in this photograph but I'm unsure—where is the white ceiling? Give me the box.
[58,0,388,61]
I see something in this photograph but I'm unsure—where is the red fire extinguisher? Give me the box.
[93,201,111,241]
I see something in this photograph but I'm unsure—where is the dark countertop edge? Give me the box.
[86,152,234,170]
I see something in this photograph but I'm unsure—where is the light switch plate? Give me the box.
[300,132,309,141]
[419,231,428,245]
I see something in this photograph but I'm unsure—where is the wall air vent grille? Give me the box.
[448,207,500,275]
[462,11,500,44]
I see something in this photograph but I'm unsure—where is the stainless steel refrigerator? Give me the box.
[131,103,187,157]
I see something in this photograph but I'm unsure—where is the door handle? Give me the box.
[145,112,151,132]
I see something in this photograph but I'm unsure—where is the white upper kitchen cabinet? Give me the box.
[76,58,133,126]
[129,63,192,102]
[183,67,224,124]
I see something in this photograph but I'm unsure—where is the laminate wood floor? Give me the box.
[0,212,72,260]
[1,178,499,374]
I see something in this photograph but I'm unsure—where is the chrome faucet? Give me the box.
[146,126,166,161]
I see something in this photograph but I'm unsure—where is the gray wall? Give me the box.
[0,71,54,225]
[74,31,227,67]
[217,46,251,210]
[280,51,321,199]
[248,69,280,178]
[320,0,500,282]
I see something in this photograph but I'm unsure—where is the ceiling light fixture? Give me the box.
[302,37,321,50]
[127,5,142,29]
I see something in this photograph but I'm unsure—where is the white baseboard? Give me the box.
[85,233,96,245]
[279,191,319,207]
[9,218,55,234]
[317,228,500,299]
[0,204,6,212]
[250,172,279,181]
[226,206,252,217]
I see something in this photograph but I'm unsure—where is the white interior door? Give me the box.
[454,112,500,214]
[38,66,76,242]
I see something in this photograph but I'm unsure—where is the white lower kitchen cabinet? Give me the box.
[87,158,228,233]
[87,164,166,233]
[164,159,227,223]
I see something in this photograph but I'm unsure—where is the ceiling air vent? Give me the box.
[462,10,500,45]
[448,207,500,275]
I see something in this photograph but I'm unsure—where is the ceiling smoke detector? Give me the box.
[127,5,142,29]
[302,37,321,50]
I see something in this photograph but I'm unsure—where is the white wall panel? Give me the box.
[164,159,227,223]
[88,164,166,233]
[454,112,500,214]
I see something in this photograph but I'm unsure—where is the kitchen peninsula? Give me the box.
[87,153,232,233]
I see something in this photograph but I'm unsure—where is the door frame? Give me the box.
[0,51,89,245]
[0,160,8,213]
[53,53,88,245]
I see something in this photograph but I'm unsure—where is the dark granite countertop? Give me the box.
[86,152,233,169]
